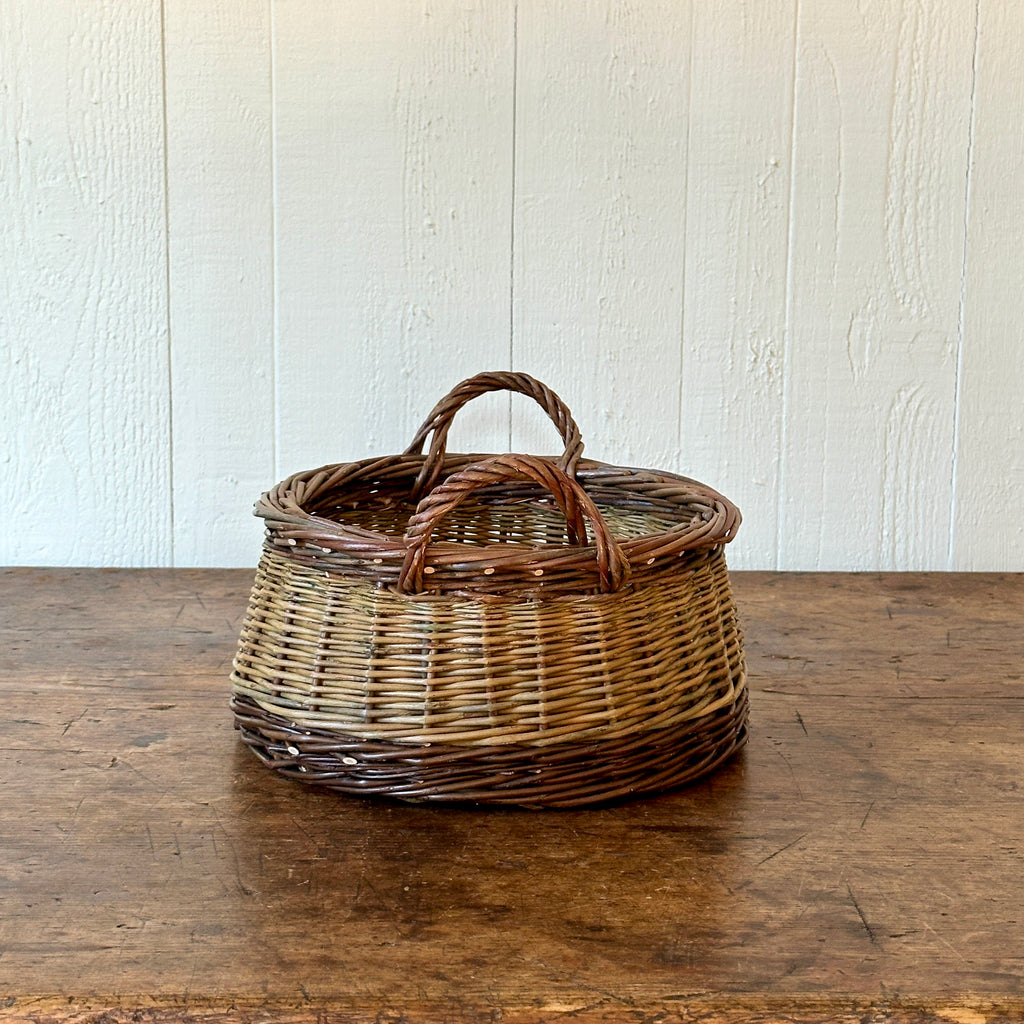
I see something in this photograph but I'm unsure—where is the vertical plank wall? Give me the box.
[0,1,170,565]
[779,0,976,570]
[512,0,690,471]
[680,2,794,570]
[273,0,516,473]
[954,2,1024,569]
[1,0,1021,570]
[164,0,275,566]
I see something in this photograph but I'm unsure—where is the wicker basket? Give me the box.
[230,372,746,807]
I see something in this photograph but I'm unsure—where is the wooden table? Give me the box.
[1,568,1022,1023]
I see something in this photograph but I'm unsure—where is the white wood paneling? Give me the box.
[512,0,691,470]
[0,1,169,566]
[164,0,275,567]
[954,1,1024,569]
[273,1,516,474]
[679,1,796,570]
[2,0,1023,571]
[778,0,977,570]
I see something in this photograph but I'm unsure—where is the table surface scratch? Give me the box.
[1,568,1022,1023]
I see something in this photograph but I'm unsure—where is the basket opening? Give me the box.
[309,493,689,549]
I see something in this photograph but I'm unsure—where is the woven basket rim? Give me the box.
[257,453,740,560]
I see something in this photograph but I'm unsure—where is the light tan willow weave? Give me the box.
[230,372,747,807]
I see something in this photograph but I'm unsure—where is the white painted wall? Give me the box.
[2,0,1021,571]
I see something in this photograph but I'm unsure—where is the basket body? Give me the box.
[230,375,747,807]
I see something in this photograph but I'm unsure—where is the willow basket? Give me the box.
[230,372,747,808]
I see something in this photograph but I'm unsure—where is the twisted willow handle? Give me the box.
[403,372,585,501]
[397,453,630,595]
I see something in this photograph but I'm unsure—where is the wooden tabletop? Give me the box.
[1,567,1022,1023]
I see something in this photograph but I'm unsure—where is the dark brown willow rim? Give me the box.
[254,372,740,595]
[231,690,749,809]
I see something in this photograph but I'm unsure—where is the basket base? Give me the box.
[230,692,748,809]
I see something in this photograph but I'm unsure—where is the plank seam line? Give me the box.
[159,0,175,567]
[776,0,802,571]
[507,0,519,447]
[948,0,982,570]
[270,0,281,483]
[675,0,697,476]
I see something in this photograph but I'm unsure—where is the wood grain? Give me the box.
[164,0,276,567]
[2,0,1023,573]
[778,0,976,571]
[272,1,516,476]
[0,2,169,566]
[679,1,795,570]
[511,0,690,471]
[952,3,1024,570]
[2,568,1023,1022]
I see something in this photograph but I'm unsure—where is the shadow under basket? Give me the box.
[230,371,747,808]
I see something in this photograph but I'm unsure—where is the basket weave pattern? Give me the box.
[230,372,747,807]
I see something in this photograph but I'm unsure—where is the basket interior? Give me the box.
[337,499,690,547]
[302,474,707,549]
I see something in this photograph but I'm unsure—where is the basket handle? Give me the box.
[398,453,631,595]
[403,372,584,501]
